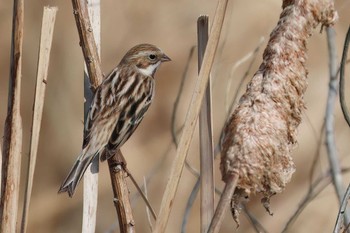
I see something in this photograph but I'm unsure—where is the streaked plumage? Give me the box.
[59,44,170,197]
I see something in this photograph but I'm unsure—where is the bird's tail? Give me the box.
[58,151,96,197]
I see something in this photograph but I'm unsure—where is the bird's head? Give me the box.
[120,43,171,76]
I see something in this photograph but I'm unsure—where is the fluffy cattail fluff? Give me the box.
[220,0,337,222]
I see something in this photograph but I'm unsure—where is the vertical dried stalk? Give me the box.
[82,1,100,232]
[0,0,24,232]
[197,15,214,233]
[20,6,58,233]
[153,0,228,232]
[218,0,338,229]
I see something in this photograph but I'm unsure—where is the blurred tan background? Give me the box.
[1,0,350,232]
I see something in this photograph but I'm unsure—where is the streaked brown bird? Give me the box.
[59,44,171,197]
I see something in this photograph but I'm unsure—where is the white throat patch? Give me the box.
[137,61,161,76]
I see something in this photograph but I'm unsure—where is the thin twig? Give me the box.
[143,177,153,232]
[242,205,268,233]
[282,167,350,232]
[169,45,201,182]
[309,122,325,186]
[153,1,228,231]
[108,151,135,233]
[325,27,350,226]
[20,6,57,233]
[71,0,102,91]
[225,37,264,115]
[282,172,330,232]
[219,37,264,151]
[334,183,350,233]
[171,46,195,147]
[339,26,350,127]
[181,178,200,233]
[168,45,202,179]
[128,170,157,220]
[0,0,24,232]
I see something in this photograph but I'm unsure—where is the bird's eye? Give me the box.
[148,54,156,60]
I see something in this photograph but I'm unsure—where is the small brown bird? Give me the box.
[59,44,171,197]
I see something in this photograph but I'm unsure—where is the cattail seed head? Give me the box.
[220,0,337,222]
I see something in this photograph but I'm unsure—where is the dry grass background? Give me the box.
[0,0,350,232]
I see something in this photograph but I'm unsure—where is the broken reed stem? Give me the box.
[20,6,57,233]
[197,15,215,233]
[82,1,100,232]
[0,0,24,232]
[153,1,228,232]
[71,0,134,232]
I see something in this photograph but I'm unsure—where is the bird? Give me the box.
[58,44,171,197]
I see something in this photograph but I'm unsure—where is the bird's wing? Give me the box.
[82,68,120,149]
[100,79,154,161]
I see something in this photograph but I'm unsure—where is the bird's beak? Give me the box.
[161,54,171,62]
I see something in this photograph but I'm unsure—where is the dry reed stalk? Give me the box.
[217,0,338,229]
[82,1,100,232]
[0,0,24,232]
[153,1,229,232]
[197,15,215,233]
[20,6,58,233]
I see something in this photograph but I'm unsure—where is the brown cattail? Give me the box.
[220,0,337,222]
